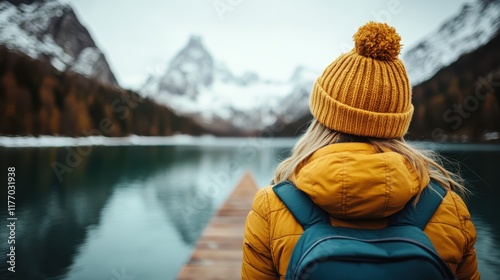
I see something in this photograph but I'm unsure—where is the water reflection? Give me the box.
[439,149,500,279]
[1,148,110,280]
[0,142,498,280]
[0,143,286,280]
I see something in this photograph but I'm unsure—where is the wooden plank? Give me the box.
[177,172,258,280]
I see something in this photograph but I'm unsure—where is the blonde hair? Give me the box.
[273,119,468,197]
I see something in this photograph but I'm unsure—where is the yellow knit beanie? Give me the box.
[310,21,413,138]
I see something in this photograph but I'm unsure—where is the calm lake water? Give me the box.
[0,139,499,280]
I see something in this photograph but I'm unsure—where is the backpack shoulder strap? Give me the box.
[390,180,448,230]
[273,181,330,230]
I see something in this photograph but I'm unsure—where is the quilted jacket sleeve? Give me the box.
[241,188,279,280]
[453,193,480,280]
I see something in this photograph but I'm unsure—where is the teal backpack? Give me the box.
[273,180,456,280]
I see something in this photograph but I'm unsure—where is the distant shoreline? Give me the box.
[1,135,500,151]
[0,135,297,148]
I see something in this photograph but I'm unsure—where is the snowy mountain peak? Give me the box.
[403,0,500,85]
[140,36,317,133]
[186,35,203,48]
[0,0,118,86]
[160,36,214,96]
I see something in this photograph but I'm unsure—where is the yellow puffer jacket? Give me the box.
[242,143,479,280]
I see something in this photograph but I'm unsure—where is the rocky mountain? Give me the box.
[403,0,500,86]
[0,0,118,86]
[140,35,317,134]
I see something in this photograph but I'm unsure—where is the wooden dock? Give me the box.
[177,172,259,280]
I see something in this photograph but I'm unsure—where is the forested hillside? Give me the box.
[408,33,500,142]
[0,47,206,137]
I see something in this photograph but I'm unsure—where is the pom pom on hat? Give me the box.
[353,21,401,61]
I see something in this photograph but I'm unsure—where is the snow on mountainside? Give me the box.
[403,0,500,86]
[0,0,118,86]
[141,36,317,133]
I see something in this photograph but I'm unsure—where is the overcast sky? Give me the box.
[66,0,472,89]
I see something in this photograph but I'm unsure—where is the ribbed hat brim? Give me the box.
[310,81,414,138]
